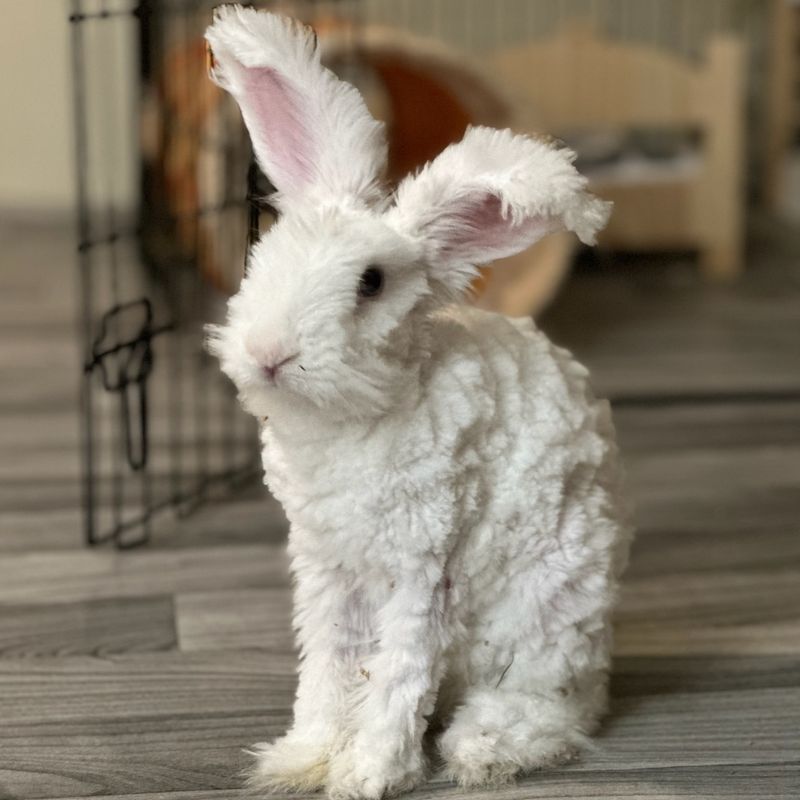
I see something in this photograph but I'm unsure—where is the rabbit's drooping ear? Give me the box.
[205,6,386,206]
[388,126,612,298]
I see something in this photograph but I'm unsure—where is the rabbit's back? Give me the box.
[425,304,615,477]
[425,304,628,593]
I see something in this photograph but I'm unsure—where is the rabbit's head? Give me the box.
[205,6,610,421]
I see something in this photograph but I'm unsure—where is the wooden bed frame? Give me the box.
[490,23,747,281]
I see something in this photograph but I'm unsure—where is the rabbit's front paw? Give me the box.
[246,734,330,792]
[326,741,425,799]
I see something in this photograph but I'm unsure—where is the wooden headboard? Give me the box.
[491,21,740,131]
[490,22,747,279]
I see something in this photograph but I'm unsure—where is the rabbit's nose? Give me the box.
[246,338,299,382]
[260,352,299,381]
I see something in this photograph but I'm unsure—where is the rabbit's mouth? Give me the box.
[257,352,302,384]
[252,361,308,396]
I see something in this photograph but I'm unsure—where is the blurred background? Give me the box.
[0,3,798,797]
[3,0,798,547]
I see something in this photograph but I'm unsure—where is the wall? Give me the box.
[0,2,75,212]
[0,0,137,216]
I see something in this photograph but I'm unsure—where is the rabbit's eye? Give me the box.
[357,266,384,299]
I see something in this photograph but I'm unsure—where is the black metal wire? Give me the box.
[71,0,97,546]
[73,0,261,549]
[69,6,142,24]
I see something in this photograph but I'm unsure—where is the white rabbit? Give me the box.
[205,6,632,798]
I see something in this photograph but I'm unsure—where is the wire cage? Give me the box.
[71,0,272,548]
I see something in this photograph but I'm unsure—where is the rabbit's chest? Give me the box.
[261,433,373,515]
[260,420,475,566]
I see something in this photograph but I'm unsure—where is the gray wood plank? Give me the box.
[0,596,176,658]
[624,444,800,544]
[610,656,800,696]
[0,545,290,605]
[624,529,800,578]
[0,494,282,554]
[421,764,800,799]
[0,510,83,552]
[176,589,294,653]
[24,763,800,800]
[540,238,800,398]
[614,401,800,454]
[616,567,800,656]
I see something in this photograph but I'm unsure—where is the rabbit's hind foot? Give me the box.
[438,687,591,787]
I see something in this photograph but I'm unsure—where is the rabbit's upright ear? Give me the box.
[388,126,611,298]
[205,6,386,206]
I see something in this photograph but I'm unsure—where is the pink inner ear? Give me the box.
[439,193,556,263]
[439,194,509,258]
[241,66,316,192]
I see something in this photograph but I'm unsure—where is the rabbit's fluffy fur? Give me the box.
[206,6,632,798]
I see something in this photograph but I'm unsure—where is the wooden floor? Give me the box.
[1,217,799,799]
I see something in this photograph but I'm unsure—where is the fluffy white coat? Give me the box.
[205,7,632,798]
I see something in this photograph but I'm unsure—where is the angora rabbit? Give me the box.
[206,6,632,798]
